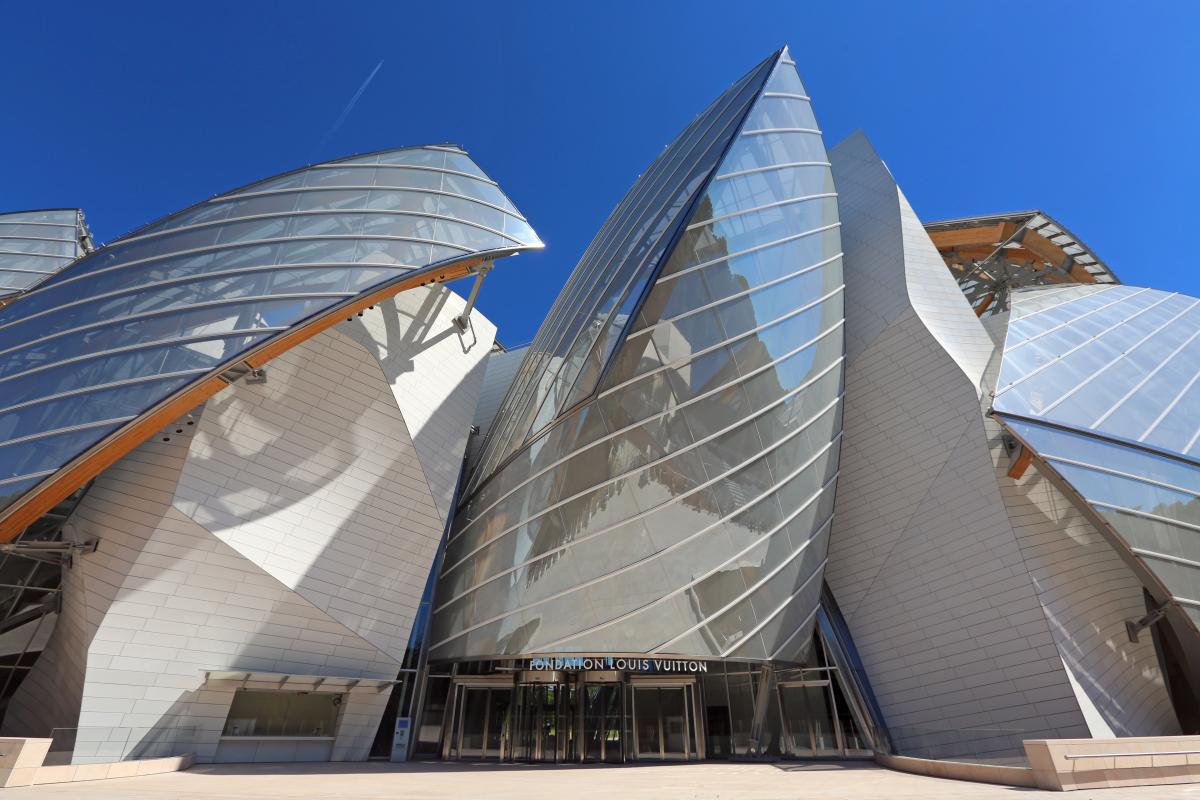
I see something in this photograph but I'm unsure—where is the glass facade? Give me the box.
[994,285,1200,630]
[431,48,844,662]
[0,209,92,300]
[426,627,873,764]
[0,146,542,515]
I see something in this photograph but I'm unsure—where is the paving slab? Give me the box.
[6,760,1200,799]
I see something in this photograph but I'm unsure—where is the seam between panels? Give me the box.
[211,185,526,221]
[1103,318,1200,433]
[439,427,842,617]
[440,357,844,575]
[1037,453,1200,499]
[0,369,213,416]
[445,319,844,549]
[1090,500,1200,534]
[594,287,844,402]
[654,224,841,286]
[996,290,1173,398]
[529,475,839,654]
[441,387,843,588]
[655,514,833,650]
[471,74,761,467]
[685,193,837,232]
[0,261,417,334]
[1006,286,1150,353]
[836,413,977,623]
[0,416,134,450]
[472,55,781,497]
[1139,356,1200,445]
[7,232,474,308]
[430,445,841,651]
[119,206,527,248]
[713,161,829,182]
[1006,284,1120,326]
[584,54,791,406]
[484,81,764,475]
[0,469,56,488]
[0,328,288,388]
[767,604,822,661]
[0,291,357,359]
[1130,547,1200,571]
[1040,298,1200,417]
[722,558,828,658]
[624,252,843,340]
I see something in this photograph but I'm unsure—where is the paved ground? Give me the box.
[7,761,1200,800]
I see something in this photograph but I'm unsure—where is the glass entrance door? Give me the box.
[581,683,623,762]
[633,686,691,760]
[449,685,511,760]
[778,680,840,757]
[511,683,564,762]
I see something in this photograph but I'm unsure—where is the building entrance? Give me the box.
[510,681,563,761]
[633,686,687,759]
[443,671,706,762]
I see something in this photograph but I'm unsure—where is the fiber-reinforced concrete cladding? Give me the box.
[0,44,1195,772]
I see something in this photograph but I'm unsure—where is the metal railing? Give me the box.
[1065,749,1200,760]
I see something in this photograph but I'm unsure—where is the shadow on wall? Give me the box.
[3,286,490,762]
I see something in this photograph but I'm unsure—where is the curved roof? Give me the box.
[0,145,542,538]
[993,284,1200,632]
[431,48,844,662]
[0,209,94,300]
[924,210,1118,316]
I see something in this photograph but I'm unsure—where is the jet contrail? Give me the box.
[311,59,385,160]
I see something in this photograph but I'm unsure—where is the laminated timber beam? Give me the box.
[927,221,1018,250]
[0,253,492,542]
[1007,444,1034,479]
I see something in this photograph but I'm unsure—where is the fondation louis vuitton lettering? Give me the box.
[0,47,1195,767]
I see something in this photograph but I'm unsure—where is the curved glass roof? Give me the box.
[0,209,93,300]
[993,284,1200,632]
[994,284,1200,457]
[431,48,844,662]
[0,145,541,520]
[466,51,781,495]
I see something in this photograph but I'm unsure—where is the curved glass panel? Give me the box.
[433,48,844,662]
[0,209,92,297]
[0,147,542,517]
[995,284,1200,460]
[1000,417,1200,631]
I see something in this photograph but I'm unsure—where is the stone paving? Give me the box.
[7,761,1200,800]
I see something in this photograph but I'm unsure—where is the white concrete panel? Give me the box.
[827,133,1092,759]
[338,286,496,522]
[3,290,491,765]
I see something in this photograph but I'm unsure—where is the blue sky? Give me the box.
[4,1,1197,345]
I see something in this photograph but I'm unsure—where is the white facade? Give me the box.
[2,286,495,764]
[824,133,1177,759]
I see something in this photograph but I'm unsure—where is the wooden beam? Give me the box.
[1068,264,1098,284]
[927,221,1017,251]
[0,376,230,539]
[974,293,995,317]
[951,245,1044,264]
[1018,229,1071,271]
[244,257,483,368]
[0,254,492,542]
[1007,445,1034,480]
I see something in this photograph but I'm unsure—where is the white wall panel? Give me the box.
[3,292,492,764]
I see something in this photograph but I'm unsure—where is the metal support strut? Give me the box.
[1126,602,1170,643]
[454,261,493,331]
